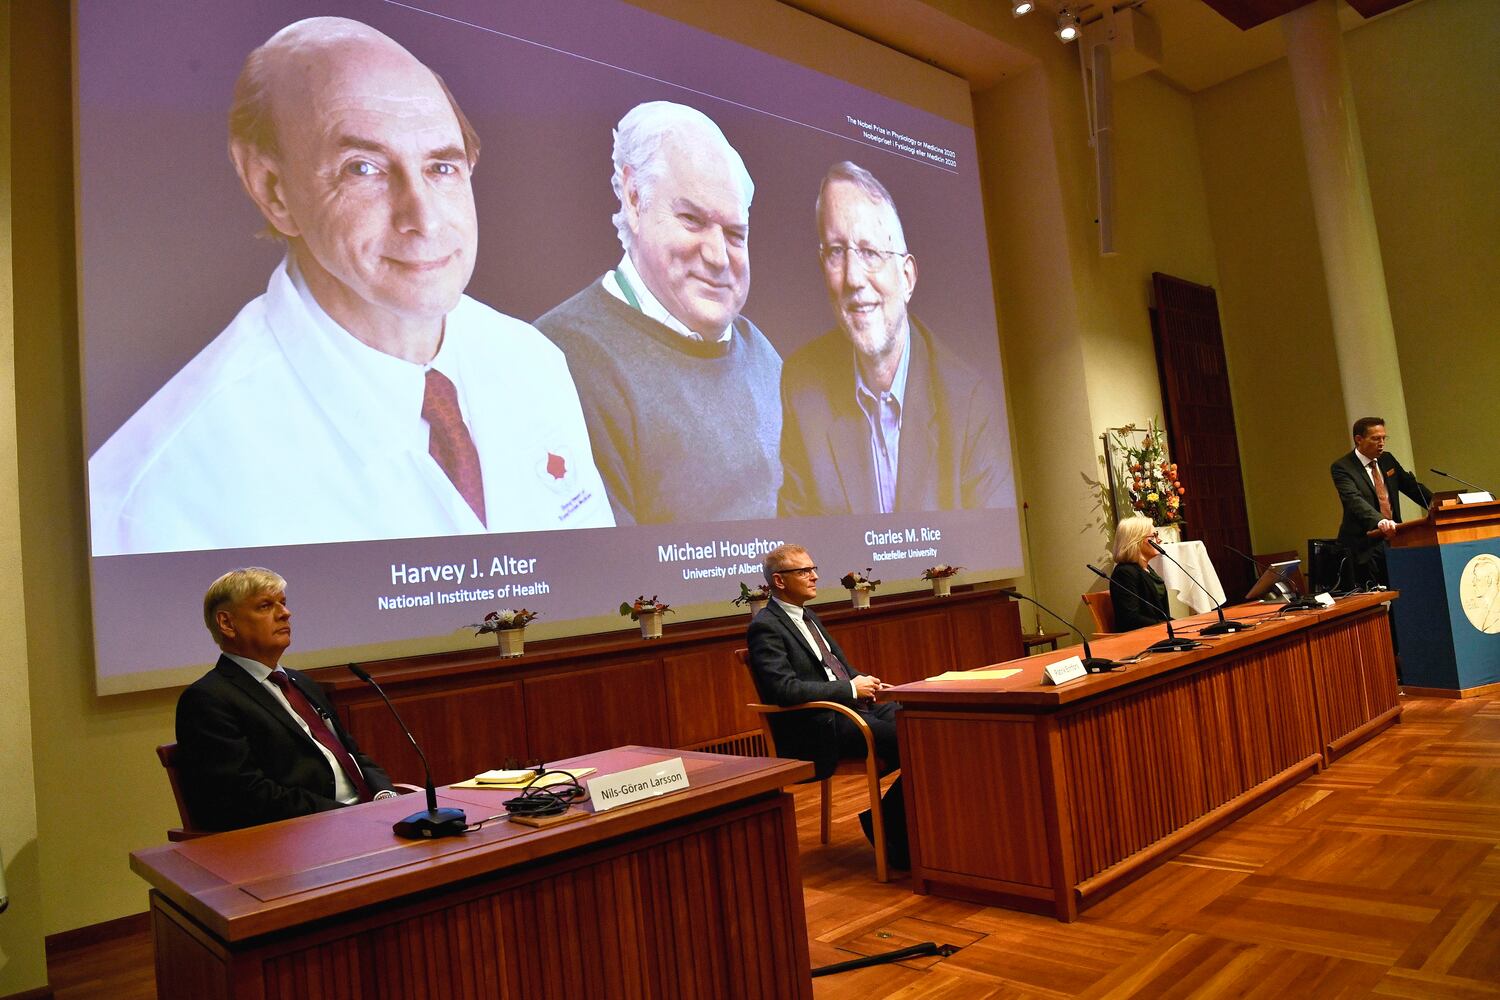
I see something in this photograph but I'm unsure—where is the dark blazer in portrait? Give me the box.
[1109,562,1171,632]
[746,601,876,779]
[1331,450,1428,584]
[778,318,1011,517]
[175,655,394,832]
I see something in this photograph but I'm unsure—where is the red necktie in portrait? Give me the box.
[423,368,487,526]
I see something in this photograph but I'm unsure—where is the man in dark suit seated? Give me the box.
[176,567,396,832]
[746,543,909,868]
[1331,416,1429,588]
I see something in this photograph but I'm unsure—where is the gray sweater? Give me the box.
[536,279,782,524]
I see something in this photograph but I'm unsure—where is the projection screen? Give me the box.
[77,0,1021,693]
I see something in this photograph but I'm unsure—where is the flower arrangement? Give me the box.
[619,595,674,620]
[921,565,963,580]
[731,581,772,607]
[840,570,881,592]
[468,608,539,633]
[1118,421,1186,528]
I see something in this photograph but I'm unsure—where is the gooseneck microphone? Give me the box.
[1431,468,1488,494]
[1222,544,1324,611]
[1086,565,1197,652]
[1000,587,1119,672]
[1147,539,1250,635]
[347,664,468,839]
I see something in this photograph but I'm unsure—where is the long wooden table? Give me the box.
[880,593,1400,921]
[131,747,815,999]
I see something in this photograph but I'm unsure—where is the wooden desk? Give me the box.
[132,747,815,999]
[880,593,1399,921]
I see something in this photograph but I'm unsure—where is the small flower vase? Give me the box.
[638,610,663,639]
[495,628,525,658]
[1157,523,1182,546]
[850,588,872,610]
[931,576,952,598]
[748,597,768,616]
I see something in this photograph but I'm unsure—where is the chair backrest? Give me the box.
[733,648,781,757]
[1082,591,1116,635]
[156,742,206,841]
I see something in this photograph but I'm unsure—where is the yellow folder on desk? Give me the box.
[925,668,1022,682]
[451,767,595,789]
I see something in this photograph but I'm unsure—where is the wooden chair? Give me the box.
[1082,591,1118,636]
[156,743,208,841]
[733,649,893,882]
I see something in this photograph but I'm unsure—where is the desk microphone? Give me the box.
[999,587,1119,672]
[1085,565,1197,652]
[1147,539,1250,635]
[1431,468,1488,494]
[1222,544,1324,611]
[347,664,468,839]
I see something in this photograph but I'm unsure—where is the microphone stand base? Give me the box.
[1282,597,1325,611]
[1082,657,1122,673]
[394,807,469,839]
[1200,620,1251,636]
[1147,636,1199,652]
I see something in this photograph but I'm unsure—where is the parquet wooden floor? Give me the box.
[45,695,1500,999]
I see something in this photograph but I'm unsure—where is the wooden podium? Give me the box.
[1386,498,1500,695]
[131,747,815,999]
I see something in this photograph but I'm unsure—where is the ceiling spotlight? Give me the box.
[1056,8,1081,42]
[1011,0,1035,15]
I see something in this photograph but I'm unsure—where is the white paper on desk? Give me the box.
[925,668,1022,681]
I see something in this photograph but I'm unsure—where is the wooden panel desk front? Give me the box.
[131,747,815,1000]
[880,593,1399,921]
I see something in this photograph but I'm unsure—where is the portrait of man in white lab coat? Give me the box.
[87,16,613,556]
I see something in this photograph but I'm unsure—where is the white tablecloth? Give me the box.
[1149,539,1226,616]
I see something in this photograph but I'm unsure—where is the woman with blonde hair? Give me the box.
[1109,516,1171,631]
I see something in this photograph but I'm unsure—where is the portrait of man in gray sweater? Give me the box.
[536,101,782,526]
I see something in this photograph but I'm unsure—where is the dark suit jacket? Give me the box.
[746,601,865,779]
[778,319,1012,516]
[1331,450,1428,569]
[1109,562,1171,632]
[175,656,394,832]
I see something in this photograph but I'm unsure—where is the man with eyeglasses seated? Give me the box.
[746,544,909,869]
[779,161,1011,517]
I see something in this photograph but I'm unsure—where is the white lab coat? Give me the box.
[88,259,614,555]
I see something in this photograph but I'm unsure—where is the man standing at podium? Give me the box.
[177,568,397,831]
[746,544,909,869]
[1331,417,1430,588]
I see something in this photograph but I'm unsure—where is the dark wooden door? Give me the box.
[1150,273,1255,600]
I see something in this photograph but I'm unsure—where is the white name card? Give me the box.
[1042,656,1088,686]
[587,757,690,813]
[1314,592,1336,607]
[1459,491,1494,504]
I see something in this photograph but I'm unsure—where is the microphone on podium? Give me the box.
[347,664,468,839]
[1085,565,1197,652]
[999,587,1119,672]
[1147,538,1250,636]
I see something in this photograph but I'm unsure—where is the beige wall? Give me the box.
[4,0,1491,946]
[1199,0,1500,560]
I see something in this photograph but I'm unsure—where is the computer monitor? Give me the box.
[1244,559,1303,602]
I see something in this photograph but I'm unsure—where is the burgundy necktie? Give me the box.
[422,368,487,525]
[805,617,854,682]
[268,670,373,802]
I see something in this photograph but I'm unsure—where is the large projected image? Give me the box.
[78,0,1021,691]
